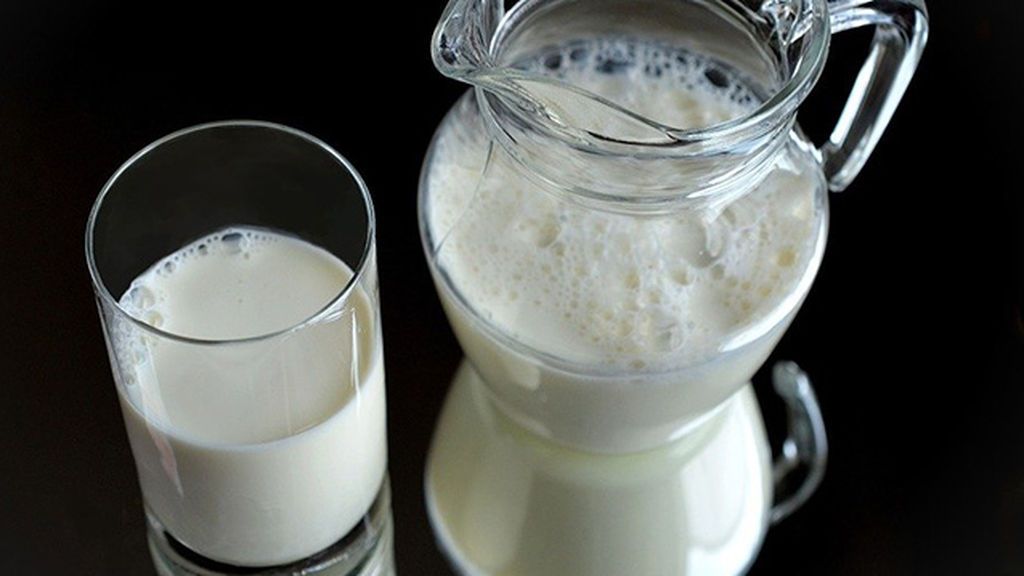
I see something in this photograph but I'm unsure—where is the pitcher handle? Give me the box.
[769,361,828,524]
[820,0,929,191]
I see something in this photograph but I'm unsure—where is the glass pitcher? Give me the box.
[420,0,927,450]
[419,0,926,569]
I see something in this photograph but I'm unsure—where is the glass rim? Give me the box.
[85,119,376,346]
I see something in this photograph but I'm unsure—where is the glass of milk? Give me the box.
[420,0,927,573]
[86,121,393,576]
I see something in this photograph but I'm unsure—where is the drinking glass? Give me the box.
[86,121,394,576]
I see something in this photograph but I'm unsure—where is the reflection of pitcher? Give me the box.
[429,361,777,575]
[419,0,927,573]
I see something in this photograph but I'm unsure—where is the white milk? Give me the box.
[423,40,826,452]
[426,362,771,576]
[110,227,387,567]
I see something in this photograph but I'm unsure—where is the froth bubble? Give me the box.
[671,268,691,286]
[144,310,164,329]
[776,247,796,268]
[130,342,148,366]
[654,322,684,352]
[221,231,249,255]
[128,285,155,310]
[672,222,720,269]
[516,217,561,248]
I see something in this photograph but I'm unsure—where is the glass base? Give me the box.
[147,479,395,576]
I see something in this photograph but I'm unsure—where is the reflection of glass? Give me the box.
[87,122,394,575]
[421,0,927,572]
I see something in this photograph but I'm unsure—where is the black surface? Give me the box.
[1,1,1021,574]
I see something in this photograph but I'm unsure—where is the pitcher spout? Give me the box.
[432,0,503,83]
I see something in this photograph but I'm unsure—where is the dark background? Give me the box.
[1,1,1021,574]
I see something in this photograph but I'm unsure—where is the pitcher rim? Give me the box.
[485,0,833,152]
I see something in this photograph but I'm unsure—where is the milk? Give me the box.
[109,227,387,567]
[426,362,772,576]
[422,39,827,452]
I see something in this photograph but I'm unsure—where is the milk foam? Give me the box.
[427,40,821,371]
[120,228,336,341]
[520,38,760,128]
